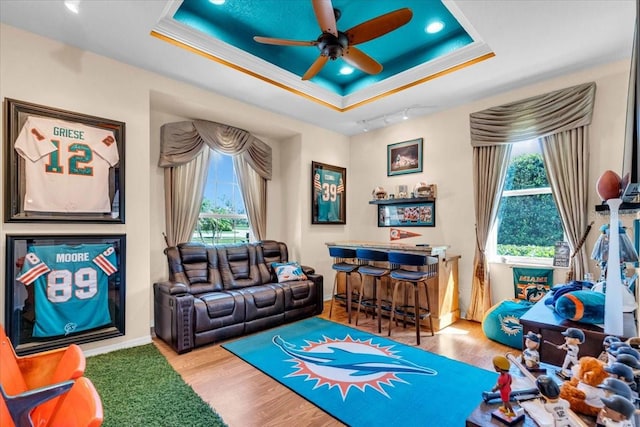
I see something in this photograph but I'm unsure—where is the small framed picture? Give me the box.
[387,138,423,176]
[311,161,346,224]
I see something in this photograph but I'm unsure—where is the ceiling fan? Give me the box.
[253,0,413,80]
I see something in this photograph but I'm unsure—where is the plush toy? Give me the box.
[559,356,610,417]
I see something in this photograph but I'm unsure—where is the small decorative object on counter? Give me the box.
[546,327,584,379]
[489,355,526,424]
[535,375,573,427]
[599,395,636,426]
[521,331,544,371]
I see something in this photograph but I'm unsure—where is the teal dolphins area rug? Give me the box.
[222,317,497,426]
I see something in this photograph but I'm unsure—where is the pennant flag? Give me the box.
[390,228,422,241]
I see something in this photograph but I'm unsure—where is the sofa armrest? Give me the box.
[154,280,189,296]
[153,283,194,353]
[306,273,324,315]
[301,265,315,275]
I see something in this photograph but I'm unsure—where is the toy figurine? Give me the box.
[599,336,622,365]
[491,355,515,417]
[599,395,635,426]
[596,378,634,427]
[535,375,575,427]
[549,328,585,379]
[522,331,543,370]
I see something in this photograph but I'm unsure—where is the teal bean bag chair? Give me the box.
[482,299,533,349]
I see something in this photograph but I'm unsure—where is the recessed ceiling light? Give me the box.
[209,0,226,4]
[64,0,80,14]
[425,21,444,34]
[339,66,354,75]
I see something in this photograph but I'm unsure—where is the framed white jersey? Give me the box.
[17,243,117,338]
[14,115,119,213]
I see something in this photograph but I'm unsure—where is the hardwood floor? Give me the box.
[154,301,512,427]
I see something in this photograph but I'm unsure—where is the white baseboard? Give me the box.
[82,335,153,357]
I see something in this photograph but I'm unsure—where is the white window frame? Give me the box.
[487,152,563,266]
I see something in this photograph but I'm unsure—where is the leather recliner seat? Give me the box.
[154,240,323,353]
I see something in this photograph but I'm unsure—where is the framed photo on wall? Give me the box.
[378,201,435,227]
[387,138,423,176]
[311,161,346,224]
[5,234,126,355]
[4,98,125,223]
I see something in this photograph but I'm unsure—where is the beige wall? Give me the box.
[349,60,631,312]
[0,23,632,353]
[0,24,349,353]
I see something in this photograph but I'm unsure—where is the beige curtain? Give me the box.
[159,120,272,245]
[164,148,211,246]
[234,155,267,240]
[467,82,596,321]
[541,128,590,279]
[466,145,511,322]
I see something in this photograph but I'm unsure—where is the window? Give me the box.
[191,152,249,244]
[489,140,563,263]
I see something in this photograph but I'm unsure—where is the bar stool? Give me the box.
[328,247,361,323]
[387,252,438,345]
[354,249,391,333]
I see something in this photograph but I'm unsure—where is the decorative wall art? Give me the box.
[4,98,125,223]
[387,138,423,176]
[378,201,435,227]
[311,161,346,224]
[5,234,126,355]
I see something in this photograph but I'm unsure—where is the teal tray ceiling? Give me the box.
[172,0,474,97]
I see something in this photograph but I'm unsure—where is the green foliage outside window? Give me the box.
[497,152,563,258]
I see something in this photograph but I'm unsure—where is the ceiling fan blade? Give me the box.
[253,36,318,47]
[345,8,413,45]
[302,55,329,80]
[342,47,382,75]
[312,0,338,37]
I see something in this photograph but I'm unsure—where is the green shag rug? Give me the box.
[85,344,226,427]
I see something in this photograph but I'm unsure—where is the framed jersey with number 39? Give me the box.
[311,161,346,225]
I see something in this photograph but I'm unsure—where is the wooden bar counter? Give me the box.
[325,241,460,331]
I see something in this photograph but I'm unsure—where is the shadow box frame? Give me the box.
[311,161,346,225]
[5,234,126,355]
[377,201,436,227]
[387,138,423,176]
[4,98,126,223]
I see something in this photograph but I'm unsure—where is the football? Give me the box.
[596,170,622,201]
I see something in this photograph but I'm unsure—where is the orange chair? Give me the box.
[0,326,103,426]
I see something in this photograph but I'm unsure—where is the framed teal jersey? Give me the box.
[312,161,346,224]
[17,243,117,338]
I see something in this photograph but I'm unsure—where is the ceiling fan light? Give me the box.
[425,21,444,34]
[339,66,354,75]
[64,0,80,14]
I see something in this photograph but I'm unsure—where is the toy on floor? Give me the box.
[535,375,575,427]
[599,395,636,426]
[559,356,609,417]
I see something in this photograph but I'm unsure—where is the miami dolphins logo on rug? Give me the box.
[272,335,437,400]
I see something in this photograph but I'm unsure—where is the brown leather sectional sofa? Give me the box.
[153,240,323,353]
